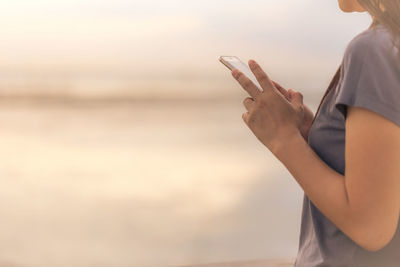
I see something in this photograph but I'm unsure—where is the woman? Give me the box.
[231,0,400,266]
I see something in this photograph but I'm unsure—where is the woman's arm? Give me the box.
[232,60,400,252]
[275,106,400,252]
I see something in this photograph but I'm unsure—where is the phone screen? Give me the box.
[219,56,263,91]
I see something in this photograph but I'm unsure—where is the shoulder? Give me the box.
[343,24,398,66]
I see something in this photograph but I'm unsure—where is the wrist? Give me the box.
[271,131,306,162]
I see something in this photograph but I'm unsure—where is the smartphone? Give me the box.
[219,56,263,91]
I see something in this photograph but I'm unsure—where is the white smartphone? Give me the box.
[219,56,263,91]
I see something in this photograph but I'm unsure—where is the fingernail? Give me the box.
[249,60,256,68]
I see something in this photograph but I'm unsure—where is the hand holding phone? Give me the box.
[219,56,263,92]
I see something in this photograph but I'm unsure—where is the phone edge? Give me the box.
[219,56,235,71]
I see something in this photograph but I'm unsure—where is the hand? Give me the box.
[232,59,305,155]
[272,81,314,141]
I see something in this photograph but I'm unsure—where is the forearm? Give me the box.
[272,133,361,242]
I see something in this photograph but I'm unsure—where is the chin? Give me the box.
[338,0,356,12]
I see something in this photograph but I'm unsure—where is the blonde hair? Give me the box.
[358,0,400,49]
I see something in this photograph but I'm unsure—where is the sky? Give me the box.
[0,0,372,96]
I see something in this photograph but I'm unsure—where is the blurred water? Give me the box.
[0,99,306,267]
[0,0,374,266]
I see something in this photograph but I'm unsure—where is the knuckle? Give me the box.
[296,105,304,114]
[247,113,256,124]
[243,79,253,88]
[258,75,268,83]
[257,96,267,106]
[242,112,249,122]
[296,92,303,98]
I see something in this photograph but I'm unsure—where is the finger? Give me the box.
[243,97,255,111]
[272,81,290,100]
[288,89,294,100]
[291,90,304,110]
[248,60,276,94]
[232,69,261,99]
[242,111,250,124]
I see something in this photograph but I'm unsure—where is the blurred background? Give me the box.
[0,1,371,266]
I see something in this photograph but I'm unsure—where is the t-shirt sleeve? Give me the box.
[334,34,400,127]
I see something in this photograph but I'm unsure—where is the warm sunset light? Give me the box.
[0,1,376,266]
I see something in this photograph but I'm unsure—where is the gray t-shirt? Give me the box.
[294,24,400,267]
